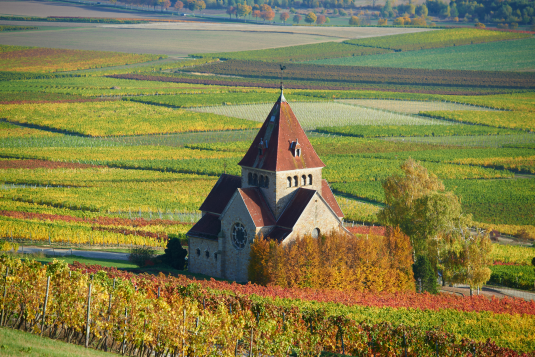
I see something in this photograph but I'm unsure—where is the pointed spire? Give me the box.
[279,83,286,103]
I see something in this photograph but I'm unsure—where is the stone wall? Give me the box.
[275,167,322,219]
[188,236,220,277]
[220,193,257,282]
[284,192,343,245]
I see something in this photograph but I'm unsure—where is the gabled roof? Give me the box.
[238,188,276,227]
[187,213,220,241]
[199,174,241,214]
[238,89,325,172]
[321,180,344,218]
[266,226,292,243]
[276,188,317,229]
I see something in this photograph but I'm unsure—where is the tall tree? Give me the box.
[316,14,326,24]
[349,15,360,25]
[293,13,302,23]
[280,11,290,23]
[305,11,317,23]
[174,0,184,11]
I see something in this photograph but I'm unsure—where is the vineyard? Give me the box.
[343,28,530,52]
[311,38,535,72]
[1,256,535,355]
[0,45,164,73]
[422,110,535,131]
[0,101,261,137]
[180,60,535,89]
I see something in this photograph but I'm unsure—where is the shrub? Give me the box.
[413,255,438,294]
[349,15,360,25]
[128,246,157,267]
[164,237,188,270]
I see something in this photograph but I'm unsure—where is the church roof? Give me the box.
[187,213,220,241]
[238,89,325,172]
[238,188,276,227]
[199,174,241,215]
[321,180,344,218]
[276,188,317,229]
[266,226,292,243]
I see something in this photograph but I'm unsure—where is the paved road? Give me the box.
[441,284,535,301]
[16,246,129,261]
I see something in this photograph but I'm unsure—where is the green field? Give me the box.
[309,38,535,71]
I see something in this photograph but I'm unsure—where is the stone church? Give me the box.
[187,88,347,282]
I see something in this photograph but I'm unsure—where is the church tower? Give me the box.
[238,87,325,219]
[187,87,346,283]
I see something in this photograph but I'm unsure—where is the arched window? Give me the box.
[259,175,265,187]
[301,175,306,186]
[264,176,269,188]
[205,250,210,258]
[296,148,301,157]
[308,174,313,185]
[253,174,258,186]
[287,177,292,187]
[248,172,253,185]
[293,176,298,187]
[196,248,200,256]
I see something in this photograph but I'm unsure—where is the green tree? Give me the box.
[305,12,317,23]
[413,255,438,294]
[293,13,302,23]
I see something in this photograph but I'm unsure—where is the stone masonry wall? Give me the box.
[220,193,257,282]
[275,168,322,219]
[284,192,343,245]
[188,236,220,278]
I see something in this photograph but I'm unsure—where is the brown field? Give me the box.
[0,1,431,55]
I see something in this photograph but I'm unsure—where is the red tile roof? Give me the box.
[187,213,220,240]
[276,188,316,229]
[238,92,325,172]
[199,174,241,215]
[239,188,276,227]
[266,226,292,243]
[321,180,344,218]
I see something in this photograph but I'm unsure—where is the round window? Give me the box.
[232,223,248,250]
[311,228,320,239]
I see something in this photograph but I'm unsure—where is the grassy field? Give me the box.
[309,38,535,71]
[0,327,120,357]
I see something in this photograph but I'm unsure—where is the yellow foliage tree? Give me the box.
[248,229,415,293]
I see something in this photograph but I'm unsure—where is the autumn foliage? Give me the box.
[248,227,415,293]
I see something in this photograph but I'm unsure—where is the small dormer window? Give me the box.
[290,138,302,158]
[258,138,267,157]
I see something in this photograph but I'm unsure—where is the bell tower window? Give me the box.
[308,174,313,185]
[293,176,298,187]
[264,176,269,188]
[287,177,292,187]
[301,175,306,186]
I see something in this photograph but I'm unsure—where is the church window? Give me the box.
[287,177,292,187]
[293,176,298,187]
[205,250,210,258]
[259,175,265,187]
[231,223,248,250]
[196,248,200,256]
[214,253,217,261]
[301,175,306,186]
[253,174,258,186]
[296,148,301,157]
[312,228,320,239]
[264,176,269,188]
[308,174,313,185]
[248,172,253,185]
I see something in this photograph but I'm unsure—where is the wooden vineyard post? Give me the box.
[181,308,186,357]
[249,328,254,357]
[40,276,51,337]
[1,267,9,326]
[85,283,92,348]
[122,307,128,355]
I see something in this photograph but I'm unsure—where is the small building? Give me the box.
[187,88,347,282]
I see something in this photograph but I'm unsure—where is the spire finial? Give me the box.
[279,64,287,102]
